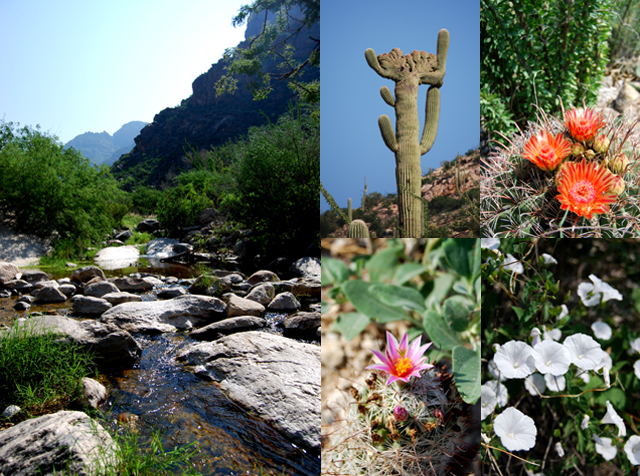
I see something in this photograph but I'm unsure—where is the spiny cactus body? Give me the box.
[365,29,449,237]
[323,369,476,475]
[348,198,353,222]
[347,219,370,238]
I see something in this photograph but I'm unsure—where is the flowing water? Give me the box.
[1,254,320,475]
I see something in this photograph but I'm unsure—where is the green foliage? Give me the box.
[232,103,319,257]
[156,179,214,236]
[0,318,96,414]
[609,0,640,60]
[131,186,162,215]
[0,121,129,245]
[481,0,614,137]
[429,195,462,214]
[323,239,481,404]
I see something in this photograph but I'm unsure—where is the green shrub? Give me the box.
[156,182,213,236]
[481,0,614,137]
[429,195,461,214]
[131,186,162,215]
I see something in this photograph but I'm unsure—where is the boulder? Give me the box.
[142,276,164,288]
[190,316,266,340]
[100,294,227,334]
[0,410,117,476]
[277,277,321,297]
[85,281,120,298]
[177,332,320,453]
[278,311,321,341]
[3,279,31,293]
[15,315,141,368]
[288,257,320,279]
[196,207,223,225]
[0,261,19,286]
[2,405,21,418]
[145,238,181,259]
[0,290,11,298]
[157,286,187,299]
[114,229,133,242]
[245,283,275,305]
[70,266,106,284]
[136,218,160,233]
[72,295,113,315]
[246,270,280,285]
[31,279,59,290]
[32,285,67,303]
[101,291,143,306]
[58,283,78,296]
[188,275,233,296]
[226,294,265,317]
[110,277,153,293]
[94,246,140,270]
[13,301,30,311]
[78,377,107,409]
[267,292,301,312]
[19,269,50,284]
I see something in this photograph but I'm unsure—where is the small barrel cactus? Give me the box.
[347,219,370,238]
[322,331,477,475]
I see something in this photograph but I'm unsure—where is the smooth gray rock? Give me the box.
[2,405,21,418]
[278,312,321,341]
[20,269,50,284]
[0,261,19,286]
[145,238,181,259]
[114,229,133,242]
[267,292,301,312]
[157,286,187,299]
[32,285,67,303]
[277,277,321,297]
[226,294,265,317]
[136,218,160,233]
[246,270,280,284]
[70,265,106,284]
[0,290,10,298]
[245,283,275,306]
[85,281,120,298]
[13,301,30,311]
[58,283,77,296]
[190,316,266,340]
[72,295,113,315]
[109,277,153,293]
[0,410,117,476]
[12,315,141,368]
[78,377,107,409]
[177,331,320,453]
[288,257,320,279]
[101,291,143,306]
[100,294,227,334]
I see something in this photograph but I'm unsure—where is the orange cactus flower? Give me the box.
[564,107,604,142]
[556,159,617,219]
[522,130,573,172]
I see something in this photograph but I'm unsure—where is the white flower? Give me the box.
[634,360,640,380]
[601,366,610,388]
[581,414,590,430]
[503,254,524,274]
[626,435,640,465]
[493,341,536,379]
[543,325,562,341]
[542,253,557,265]
[483,380,508,408]
[481,433,491,444]
[493,407,537,452]
[481,385,497,421]
[555,441,565,457]
[544,373,566,392]
[590,274,622,302]
[524,373,546,396]
[591,321,612,340]
[594,435,618,461]
[557,304,569,321]
[487,359,507,382]
[578,371,590,384]
[564,333,603,370]
[481,238,501,250]
[530,327,542,347]
[531,340,571,376]
[601,400,626,437]
[631,338,640,355]
[578,281,601,307]
[597,351,612,371]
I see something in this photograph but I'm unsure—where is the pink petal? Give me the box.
[370,348,393,368]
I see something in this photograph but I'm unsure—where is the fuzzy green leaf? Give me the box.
[331,312,371,341]
[342,280,409,323]
[452,345,480,404]
[370,283,426,312]
[422,311,463,350]
[321,258,349,286]
[394,262,428,285]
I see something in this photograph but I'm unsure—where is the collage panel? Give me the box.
[320,0,480,239]
[321,238,481,474]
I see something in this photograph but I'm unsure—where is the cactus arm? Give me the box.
[378,115,399,153]
[419,29,449,87]
[364,48,385,77]
[380,86,395,107]
[347,219,370,238]
[420,86,440,155]
[348,198,352,222]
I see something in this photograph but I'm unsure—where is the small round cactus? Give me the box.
[347,219,370,238]
[323,368,477,475]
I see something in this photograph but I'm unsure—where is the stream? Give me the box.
[0,255,320,476]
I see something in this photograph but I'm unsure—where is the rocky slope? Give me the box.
[112,8,319,189]
[65,121,147,166]
[327,151,481,238]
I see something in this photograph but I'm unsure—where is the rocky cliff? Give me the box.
[112,8,319,189]
[65,121,147,166]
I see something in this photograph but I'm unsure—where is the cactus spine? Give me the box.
[347,219,370,238]
[365,29,449,237]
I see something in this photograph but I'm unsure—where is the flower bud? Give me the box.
[609,174,625,196]
[393,405,408,422]
[571,142,585,156]
[585,149,596,160]
[593,135,610,154]
[609,153,629,175]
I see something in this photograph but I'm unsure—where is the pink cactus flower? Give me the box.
[366,331,434,384]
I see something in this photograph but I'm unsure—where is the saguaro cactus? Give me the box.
[365,29,449,237]
[347,219,370,238]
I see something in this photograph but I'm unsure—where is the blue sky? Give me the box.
[0,0,247,144]
[320,0,480,212]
